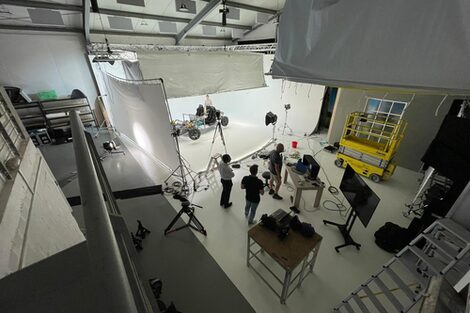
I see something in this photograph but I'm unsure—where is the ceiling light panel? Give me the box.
[27,8,64,25]
[226,6,240,20]
[202,25,216,36]
[256,12,271,24]
[231,28,244,39]
[116,0,146,7]
[108,16,134,30]
[175,0,197,14]
[158,21,177,33]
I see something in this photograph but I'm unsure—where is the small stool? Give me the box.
[262,171,271,189]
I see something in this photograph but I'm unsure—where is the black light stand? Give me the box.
[161,81,198,195]
[164,200,207,236]
[323,210,361,252]
[159,79,207,236]
[163,129,197,194]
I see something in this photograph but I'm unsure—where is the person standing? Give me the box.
[204,94,213,114]
[241,165,264,225]
[218,154,234,208]
[268,143,284,200]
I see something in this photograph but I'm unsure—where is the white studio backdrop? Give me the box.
[137,51,266,98]
[90,61,179,170]
[168,55,325,171]
[272,0,470,94]
[169,55,325,135]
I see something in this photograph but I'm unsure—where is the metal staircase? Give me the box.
[333,218,470,313]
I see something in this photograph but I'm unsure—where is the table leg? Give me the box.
[294,188,301,208]
[246,235,250,267]
[283,168,288,184]
[309,240,322,273]
[280,270,292,304]
[314,185,324,208]
[297,257,308,288]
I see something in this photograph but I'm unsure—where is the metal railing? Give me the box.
[70,110,138,313]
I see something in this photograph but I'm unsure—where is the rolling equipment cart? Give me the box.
[334,112,407,183]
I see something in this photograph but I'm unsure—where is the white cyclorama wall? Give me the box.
[327,88,454,171]
[92,67,179,170]
[0,140,85,278]
[0,31,97,102]
[169,55,325,135]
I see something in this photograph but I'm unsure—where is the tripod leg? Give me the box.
[218,123,228,154]
[207,124,220,160]
[187,213,207,236]
[164,166,181,185]
[164,209,185,235]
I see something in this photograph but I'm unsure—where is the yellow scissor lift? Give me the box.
[334,112,407,183]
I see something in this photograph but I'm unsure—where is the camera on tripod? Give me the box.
[215,110,221,120]
[284,104,291,110]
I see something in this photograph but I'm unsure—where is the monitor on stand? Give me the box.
[323,165,380,252]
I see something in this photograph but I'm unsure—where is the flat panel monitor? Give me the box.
[340,165,380,227]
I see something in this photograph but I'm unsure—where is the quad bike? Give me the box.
[172,105,229,141]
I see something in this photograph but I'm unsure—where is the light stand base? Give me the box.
[164,205,207,236]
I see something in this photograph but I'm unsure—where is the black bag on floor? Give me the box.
[374,222,410,253]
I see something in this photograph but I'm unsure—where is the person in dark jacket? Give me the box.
[241,164,264,224]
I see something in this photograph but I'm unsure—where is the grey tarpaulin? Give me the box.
[138,51,266,98]
[271,0,470,94]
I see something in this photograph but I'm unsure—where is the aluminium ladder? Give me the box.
[333,218,470,313]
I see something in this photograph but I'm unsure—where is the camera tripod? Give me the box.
[280,107,293,135]
[205,117,228,174]
[208,117,228,157]
[164,201,207,236]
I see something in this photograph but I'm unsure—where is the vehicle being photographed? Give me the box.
[173,105,229,141]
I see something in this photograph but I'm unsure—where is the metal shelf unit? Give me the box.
[13,97,97,144]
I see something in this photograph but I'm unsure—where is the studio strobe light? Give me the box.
[265,111,278,146]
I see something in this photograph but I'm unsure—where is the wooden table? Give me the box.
[247,224,323,304]
[283,166,325,209]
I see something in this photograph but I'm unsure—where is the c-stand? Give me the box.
[163,129,197,194]
[164,199,207,236]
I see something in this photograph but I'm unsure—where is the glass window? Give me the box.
[391,102,406,115]
[366,99,380,113]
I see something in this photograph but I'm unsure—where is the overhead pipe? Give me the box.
[70,110,138,313]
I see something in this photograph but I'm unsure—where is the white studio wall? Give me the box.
[169,55,325,135]
[167,55,325,171]
[0,32,97,102]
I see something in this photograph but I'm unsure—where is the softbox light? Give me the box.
[265,112,277,126]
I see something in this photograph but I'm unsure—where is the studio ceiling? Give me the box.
[0,0,285,44]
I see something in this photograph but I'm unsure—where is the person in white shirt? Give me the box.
[204,94,213,114]
[218,154,234,208]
